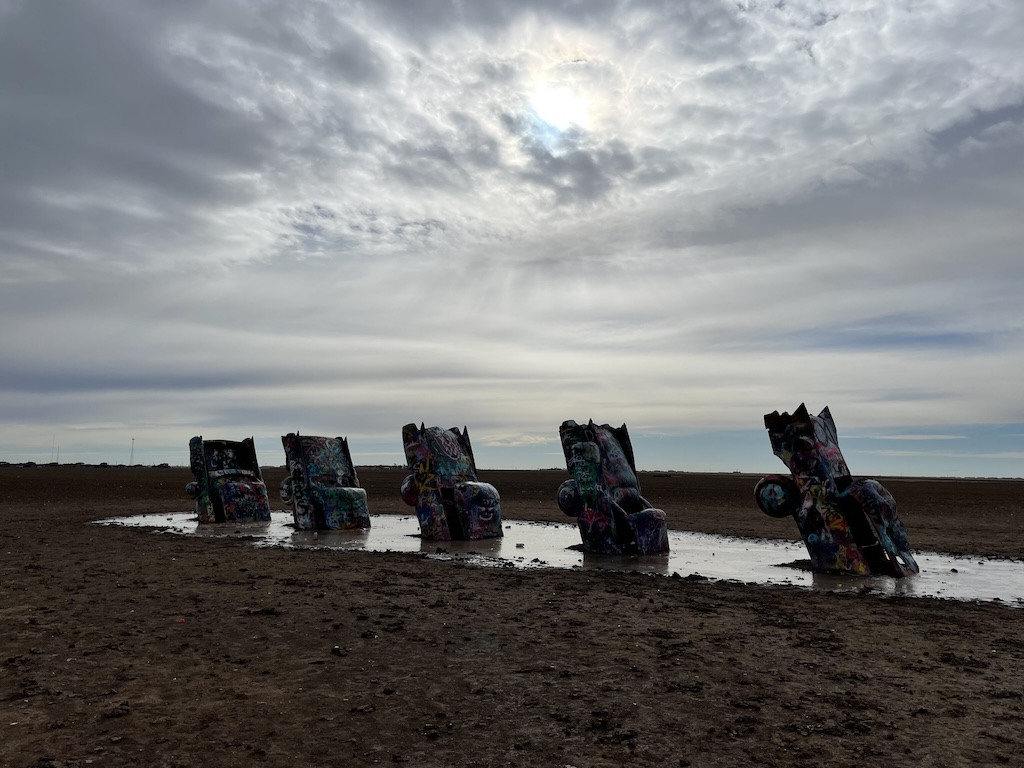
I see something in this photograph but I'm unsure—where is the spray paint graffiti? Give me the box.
[399,423,503,540]
[557,420,670,555]
[755,404,919,577]
[279,433,370,531]
[184,436,271,524]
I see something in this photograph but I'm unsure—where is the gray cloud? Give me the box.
[930,101,1024,152]
[2,0,1024,472]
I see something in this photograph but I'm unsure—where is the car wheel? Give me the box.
[754,475,800,518]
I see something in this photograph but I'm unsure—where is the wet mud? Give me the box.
[3,465,1024,767]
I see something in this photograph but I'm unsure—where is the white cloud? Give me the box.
[1,0,1024,472]
[479,434,558,448]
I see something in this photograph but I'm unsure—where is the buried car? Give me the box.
[400,423,502,540]
[280,433,370,531]
[185,436,272,524]
[754,404,919,577]
[557,419,669,556]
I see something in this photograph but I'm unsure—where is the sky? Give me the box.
[2,0,1023,477]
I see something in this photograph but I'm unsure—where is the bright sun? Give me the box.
[531,85,589,131]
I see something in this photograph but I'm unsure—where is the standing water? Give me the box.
[96,512,1024,606]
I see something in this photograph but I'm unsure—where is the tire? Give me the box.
[754,475,800,518]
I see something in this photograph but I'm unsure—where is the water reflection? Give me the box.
[96,512,1024,607]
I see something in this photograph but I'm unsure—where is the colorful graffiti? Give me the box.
[755,404,919,577]
[399,423,503,540]
[280,433,370,531]
[184,436,271,524]
[557,420,670,555]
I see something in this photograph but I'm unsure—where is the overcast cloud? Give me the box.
[2,0,1023,476]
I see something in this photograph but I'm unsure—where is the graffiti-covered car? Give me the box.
[557,419,669,555]
[280,433,370,531]
[185,436,271,524]
[400,423,502,540]
[754,404,918,577]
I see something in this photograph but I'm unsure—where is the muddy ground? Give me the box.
[2,465,1023,767]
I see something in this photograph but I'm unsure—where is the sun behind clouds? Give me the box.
[530,84,589,131]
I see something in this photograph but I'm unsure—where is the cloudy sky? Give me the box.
[2,0,1023,477]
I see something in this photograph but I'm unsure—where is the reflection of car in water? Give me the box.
[754,404,918,577]
[400,423,503,541]
[279,433,370,531]
[557,419,669,556]
[185,436,271,524]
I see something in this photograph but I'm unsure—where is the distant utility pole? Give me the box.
[130,438,135,465]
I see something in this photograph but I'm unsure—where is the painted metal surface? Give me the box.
[184,436,271,524]
[557,419,670,555]
[400,423,502,540]
[280,433,370,531]
[756,404,919,577]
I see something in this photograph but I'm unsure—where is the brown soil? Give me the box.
[2,465,1024,767]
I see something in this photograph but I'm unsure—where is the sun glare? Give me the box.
[531,85,589,131]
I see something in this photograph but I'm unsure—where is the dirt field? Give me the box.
[2,465,1024,767]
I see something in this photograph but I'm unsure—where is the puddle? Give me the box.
[96,513,1024,607]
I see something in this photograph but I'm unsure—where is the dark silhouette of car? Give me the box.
[557,419,669,555]
[185,436,271,524]
[754,404,918,577]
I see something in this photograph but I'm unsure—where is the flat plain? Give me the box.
[2,465,1023,767]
